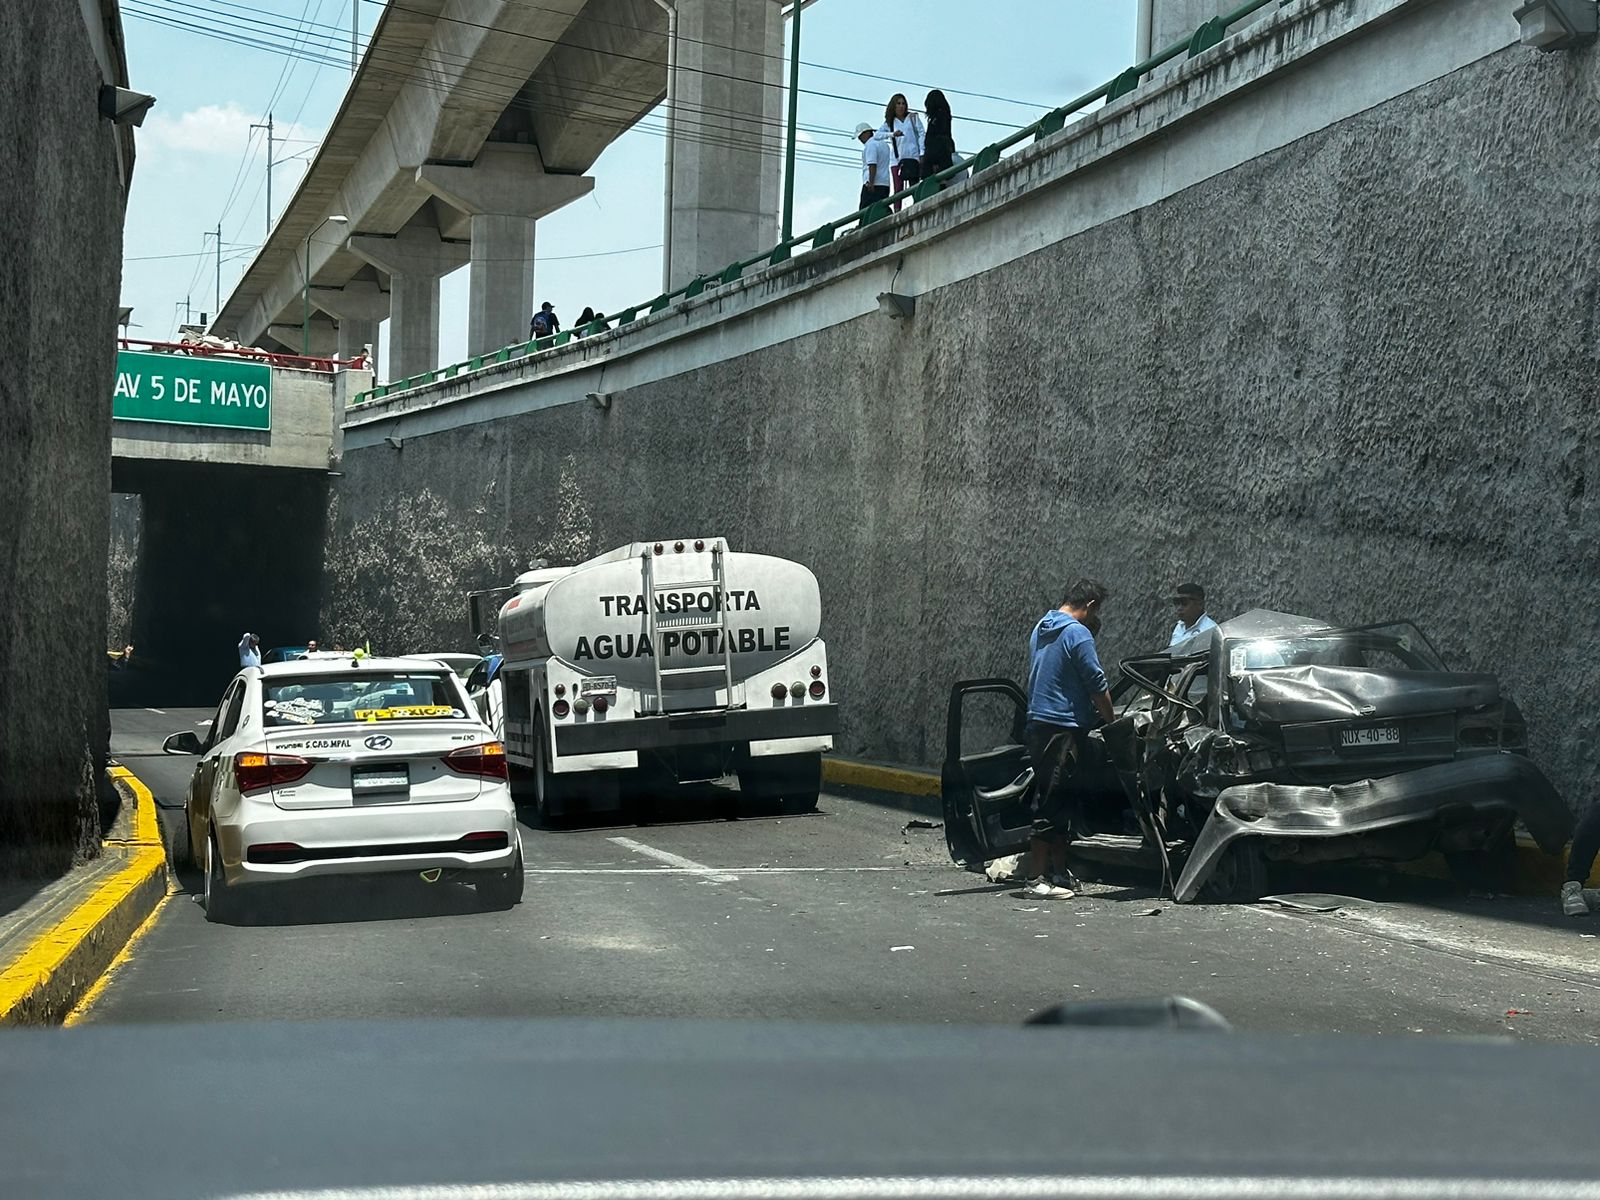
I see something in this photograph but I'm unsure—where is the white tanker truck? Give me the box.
[473,539,836,821]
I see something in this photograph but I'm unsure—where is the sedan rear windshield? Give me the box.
[263,673,469,727]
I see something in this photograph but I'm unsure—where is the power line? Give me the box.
[125,4,866,171]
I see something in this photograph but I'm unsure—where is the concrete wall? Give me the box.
[326,0,1600,807]
[107,494,141,648]
[0,4,126,874]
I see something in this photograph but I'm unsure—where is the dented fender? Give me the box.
[1173,754,1573,903]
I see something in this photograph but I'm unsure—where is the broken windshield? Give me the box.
[1225,622,1446,676]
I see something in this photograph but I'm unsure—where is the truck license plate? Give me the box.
[580,675,618,695]
[1339,726,1400,749]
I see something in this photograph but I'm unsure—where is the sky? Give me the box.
[119,1,1139,370]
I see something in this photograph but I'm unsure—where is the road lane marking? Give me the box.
[63,888,175,1026]
[606,836,739,883]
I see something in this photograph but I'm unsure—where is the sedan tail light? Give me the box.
[443,741,508,780]
[234,752,313,794]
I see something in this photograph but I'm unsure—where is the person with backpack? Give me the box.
[879,93,925,209]
[530,301,560,340]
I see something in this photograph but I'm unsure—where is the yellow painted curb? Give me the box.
[0,766,169,1026]
[823,757,939,797]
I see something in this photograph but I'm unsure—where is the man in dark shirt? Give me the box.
[1015,578,1114,898]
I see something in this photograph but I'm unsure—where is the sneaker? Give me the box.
[1561,881,1588,917]
[1047,869,1082,896]
[1017,879,1073,900]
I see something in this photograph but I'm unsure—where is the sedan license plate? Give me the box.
[1339,725,1401,749]
[580,675,618,696]
[352,764,410,792]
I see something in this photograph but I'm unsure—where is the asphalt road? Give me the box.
[90,706,1600,1038]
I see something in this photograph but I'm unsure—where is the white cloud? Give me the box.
[141,103,321,158]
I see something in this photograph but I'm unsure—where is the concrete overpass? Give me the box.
[110,341,372,680]
[210,0,788,382]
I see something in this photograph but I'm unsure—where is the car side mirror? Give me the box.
[163,730,204,755]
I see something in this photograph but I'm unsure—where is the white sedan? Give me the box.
[164,656,522,922]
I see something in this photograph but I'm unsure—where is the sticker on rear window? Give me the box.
[354,705,459,721]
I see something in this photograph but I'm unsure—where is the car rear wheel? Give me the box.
[1196,839,1268,904]
[203,830,245,924]
[477,843,525,910]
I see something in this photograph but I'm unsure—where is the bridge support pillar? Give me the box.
[417,145,594,357]
[311,280,389,373]
[267,321,338,357]
[664,0,784,289]
[348,228,467,381]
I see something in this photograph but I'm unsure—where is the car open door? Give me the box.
[941,678,1036,869]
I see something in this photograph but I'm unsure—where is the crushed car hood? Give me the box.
[1229,666,1500,724]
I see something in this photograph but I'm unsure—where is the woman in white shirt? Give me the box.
[878,93,925,209]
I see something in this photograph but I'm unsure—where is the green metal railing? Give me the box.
[350,0,1273,409]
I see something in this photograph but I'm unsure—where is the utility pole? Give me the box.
[352,0,358,72]
[215,220,223,316]
[780,0,802,242]
[249,112,276,239]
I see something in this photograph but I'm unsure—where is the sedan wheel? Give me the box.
[477,844,525,910]
[1196,839,1268,904]
[204,831,242,924]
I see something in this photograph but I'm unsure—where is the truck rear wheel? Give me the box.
[534,724,573,827]
[738,752,822,815]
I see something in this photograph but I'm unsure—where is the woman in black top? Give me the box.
[921,88,955,182]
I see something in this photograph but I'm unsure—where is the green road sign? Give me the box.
[112,350,272,431]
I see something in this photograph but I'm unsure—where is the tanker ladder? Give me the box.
[642,542,735,715]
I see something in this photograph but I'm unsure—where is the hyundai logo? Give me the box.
[364,734,393,751]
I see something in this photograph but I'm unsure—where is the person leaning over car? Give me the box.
[1169,582,1218,647]
[1014,579,1116,899]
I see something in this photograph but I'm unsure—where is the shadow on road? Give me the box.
[192,874,502,928]
[521,780,824,834]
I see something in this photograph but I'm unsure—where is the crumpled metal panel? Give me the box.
[1230,665,1501,724]
[1173,754,1573,903]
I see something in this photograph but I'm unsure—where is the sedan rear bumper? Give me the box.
[1175,754,1573,903]
[218,786,518,886]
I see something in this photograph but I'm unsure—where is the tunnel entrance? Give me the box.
[110,458,330,706]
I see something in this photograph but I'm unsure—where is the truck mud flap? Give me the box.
[1173,755,1573,904]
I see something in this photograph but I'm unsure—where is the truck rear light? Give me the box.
[810,665,822,679]
[592,695,608,713]
[694,540,705,552]
[443,741,508,780]
[771,682,787,700]
[674,541,684,552]
[234,752,313,794]
[553,699,570,719]
[809,680,826,699]
[554,683,566,697]
[789,681,805,699]
[654,543,663,555]
[573,698,591,715]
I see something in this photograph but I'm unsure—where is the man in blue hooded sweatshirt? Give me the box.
[1016,578,1114,898]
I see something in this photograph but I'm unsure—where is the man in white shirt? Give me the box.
[857,122,892,211]
[1169,582,1218,647]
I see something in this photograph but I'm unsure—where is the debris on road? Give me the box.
[1136,907,1163,917]
[1263,894,1351,914]
[902,819,941,833]
[890,945,915,952]
[985,854,1026,884]
[1505,1009,1533,1017]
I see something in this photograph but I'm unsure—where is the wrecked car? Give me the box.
[942,609,1573,902]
